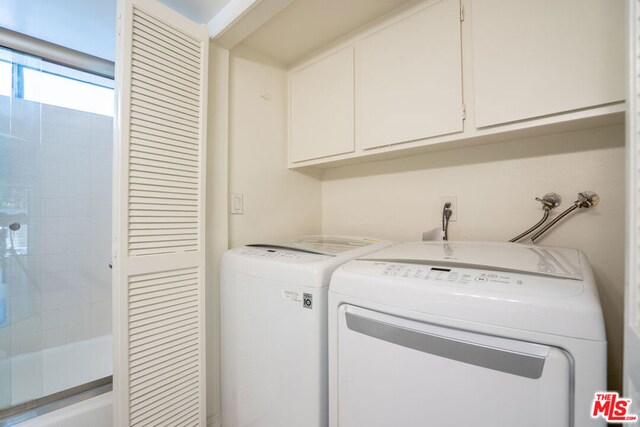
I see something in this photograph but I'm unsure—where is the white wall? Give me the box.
[205,43,230,425]
[205,43,323,423]
[228,45,322,247]
[322,124,626,391]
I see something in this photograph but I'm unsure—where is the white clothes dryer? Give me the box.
[328,241,607,427]
[221,235,392,427]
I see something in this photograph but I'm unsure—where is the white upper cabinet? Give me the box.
[471,0,625,128]
[289,48,355,163]
[280,0,624,168]
[358,0,463,149]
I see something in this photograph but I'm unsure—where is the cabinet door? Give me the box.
[289,48,354,163]
[472,0,625,128]
[358,0,463,150]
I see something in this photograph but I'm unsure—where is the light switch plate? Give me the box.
[231,193,243,215]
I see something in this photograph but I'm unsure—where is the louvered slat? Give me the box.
[127,5,201,255]
[132,60,200,94]
[131,97,199,123]
[129,286,198,305]
[129,157,198,174]
[131,41,200,83]
[130,179,198,192]
[130,236,199,245]
[135,13,201,53]
[132,74,200,108]
[129,311,198,340]
[130,290,198,311]
[130,198,198,206]
[129,222,198,233]
[132,116,200,141]
[130,199,197,207]
[131,357,198,388]
[131,371,199,409]
[131,130,199,153]
[130,318,198,344]
[131,31,200,75]
[131,376,199,416]
[135,398,199,427]
[129,329,198,358]
[131,122,199,146]
[128,266,201,425]
[132,390,199,425]
[130,205,198,214]
[130,360,198,394]
[131,348,198,380]
[129,227,198,235]
[130,129,199,152]
[130,172,197,186]
[129,305,198,327]
[131,85,200,115]
[133,17,200,62]
[130,360,197,393]
[129,293,199,318]
[132,383,198,425]
[130,103,199,130]
[130,157,198,173]
[130,102,199,129]
[131,45,201,84]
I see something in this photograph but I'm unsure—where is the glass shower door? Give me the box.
[0,48,44,409]
[0,45,114,413]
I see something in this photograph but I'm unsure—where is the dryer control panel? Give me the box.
[380,263,523,286]
[342,260,585,299]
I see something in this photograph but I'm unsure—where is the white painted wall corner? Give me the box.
[207,413,222,427]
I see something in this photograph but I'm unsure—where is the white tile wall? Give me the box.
[0,97,113,365]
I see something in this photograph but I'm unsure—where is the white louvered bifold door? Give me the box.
[113,0,208,425]
[626,0,640,415]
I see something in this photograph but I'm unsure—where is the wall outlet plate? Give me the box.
[441,196,457,222]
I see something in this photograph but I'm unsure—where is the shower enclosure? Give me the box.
[0,46,113,414]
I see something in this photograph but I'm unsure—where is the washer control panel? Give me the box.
[378,263,524,286]
[240,247,302,259]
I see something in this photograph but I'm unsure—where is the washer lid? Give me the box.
[223,236,392,288]
[361,241,582,280]
[248,235,382,256]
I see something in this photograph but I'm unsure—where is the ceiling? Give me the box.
[0,0,232,61]
[0,0,410,65]
[241,0,411,65]
[159,0,232,24]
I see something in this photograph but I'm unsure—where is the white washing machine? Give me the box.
[221,235,392,427]
[328,241,607,427]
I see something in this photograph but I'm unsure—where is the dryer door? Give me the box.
[336,305,572,427]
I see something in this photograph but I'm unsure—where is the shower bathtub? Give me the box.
[15,392,112,427]
[1,335,112,426]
